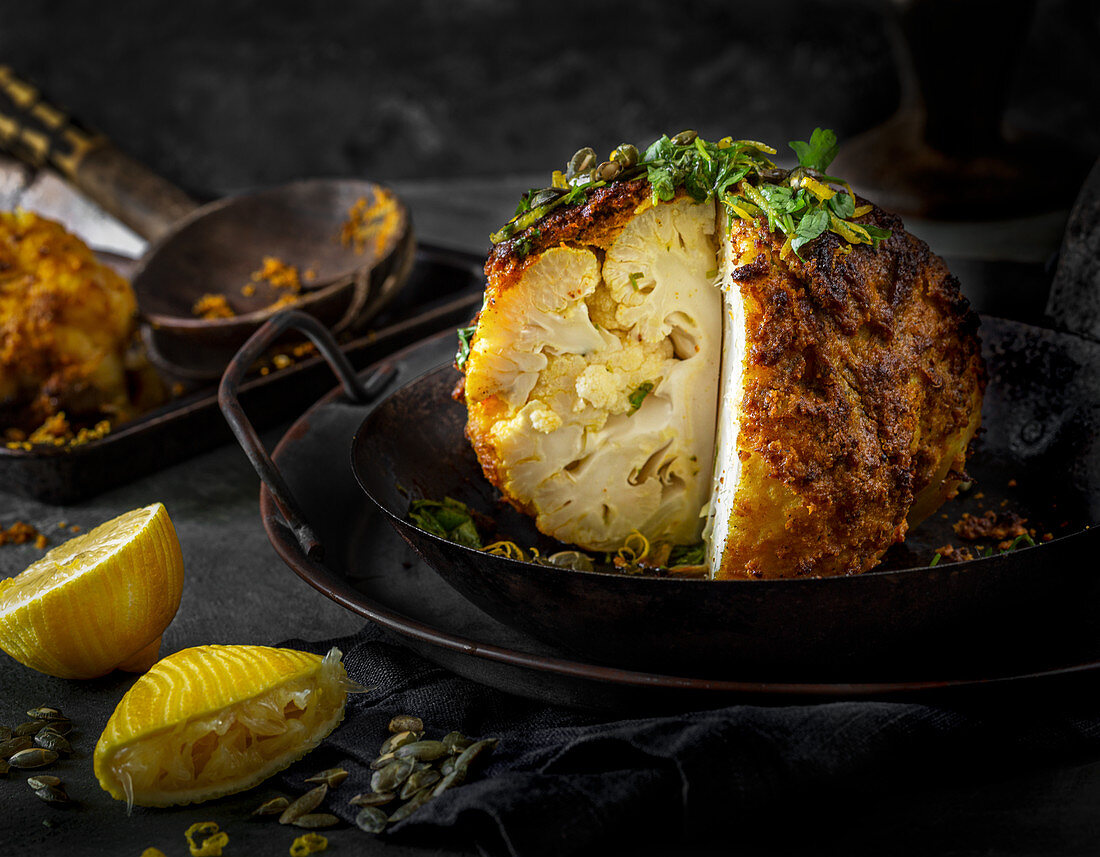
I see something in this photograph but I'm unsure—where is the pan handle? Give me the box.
[217,310,396,560]
[0,65,198,240]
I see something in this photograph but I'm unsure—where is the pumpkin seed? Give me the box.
[349,791,395,807]
[14,720,50,737]
[0,726,10,742]
[370,751,396,770]
[432,767,466,797]
[387,787,433,824]
[26,775,61,789]
[8,748,57,768]
[394,740,447,762]
[292,813,340,830]
[37,719,71,735]
[0,736,33,758]
[441,731,472,754]
[534,188,566,209]
[611,144,640,168]
[34,784,69,804]
[454,738,498,771]
[439,757,455,776]
[672,129,698,145]
[380,730,420,755]
[387,715,423,734]
[34,731,72,755]
[400,768,441,800]
[26,707,63,721]
[279,784,328,825]
[594,160,622,182]
[567,147,597,179]
[355,806,388,833]
[252,796,290,816]
[304,768,348,788]
[370,758,413,793]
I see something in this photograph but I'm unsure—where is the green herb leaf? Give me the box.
[408,497,482,549]
[627,382,654,413]
[455,326,476,371]
[827,191,855,219]
[791,209,829,254]
[668,543,706,567]
[788,127,839,172]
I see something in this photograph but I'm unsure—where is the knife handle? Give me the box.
[0,65,197,240]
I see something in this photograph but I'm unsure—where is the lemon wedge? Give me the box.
[0,503,184,679]
[94,645,353,808]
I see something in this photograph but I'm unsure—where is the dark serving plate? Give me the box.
[0,244,484,504]
[239,319,1100,711]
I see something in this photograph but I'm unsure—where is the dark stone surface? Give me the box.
[2,0,1095,200]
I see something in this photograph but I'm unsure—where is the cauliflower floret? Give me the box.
[465,197,722,550]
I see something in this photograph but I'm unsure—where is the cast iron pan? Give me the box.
[222,312,1100,707]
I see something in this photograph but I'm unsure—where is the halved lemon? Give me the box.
[94,645,353,808]
[0,503,184,679]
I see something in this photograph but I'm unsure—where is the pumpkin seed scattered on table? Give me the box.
[349,791,395,807]
[26,774,61,789]
[355,806,388,833]
[14,720,50,737]
[8,748,58,768]
[393,740,447,762]
[34,784,70,804]
[252,796,290,816]
[348,715,498,834]
[35,731,72,754]
[279,784,328,825]
[304,767,348,788]
[387,715,423,734]
[0,736,33,758]
[292,812,340,830]
[26,706,64,721]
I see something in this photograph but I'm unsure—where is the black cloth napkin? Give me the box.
[277,625,1100,857]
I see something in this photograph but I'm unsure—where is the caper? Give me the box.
[611,144,639,168]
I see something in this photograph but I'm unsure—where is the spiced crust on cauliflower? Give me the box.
[459,130,985,579]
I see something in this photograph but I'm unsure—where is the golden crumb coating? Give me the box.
[1,211,137,427]
[710,204,984,578]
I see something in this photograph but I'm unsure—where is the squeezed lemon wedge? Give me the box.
[0,503,184,679]
[94,645,353,808]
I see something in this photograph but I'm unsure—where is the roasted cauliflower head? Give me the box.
[461,131,985,578]
[1,211,138,427]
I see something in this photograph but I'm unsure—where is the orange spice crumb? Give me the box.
[0,520,46,547]
[251,256,302,291]
[241,284,256,297]
[340,188,400,256]
[69,525,81,534]
[193,294,235,320]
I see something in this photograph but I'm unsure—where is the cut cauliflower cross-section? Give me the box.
[465,194,722,551]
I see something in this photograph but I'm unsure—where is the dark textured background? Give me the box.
[2,0,1097,199]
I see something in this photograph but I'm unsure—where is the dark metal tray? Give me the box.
[243,324,1100,711]
[0,244,484,504]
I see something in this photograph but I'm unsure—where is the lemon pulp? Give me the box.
[95,646,352,807]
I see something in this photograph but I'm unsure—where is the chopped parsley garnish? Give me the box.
[668,542,706,567]
[627,382,654,413]
[490,128,891,260]
[408,497,482,549]
[455,325,476,371]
